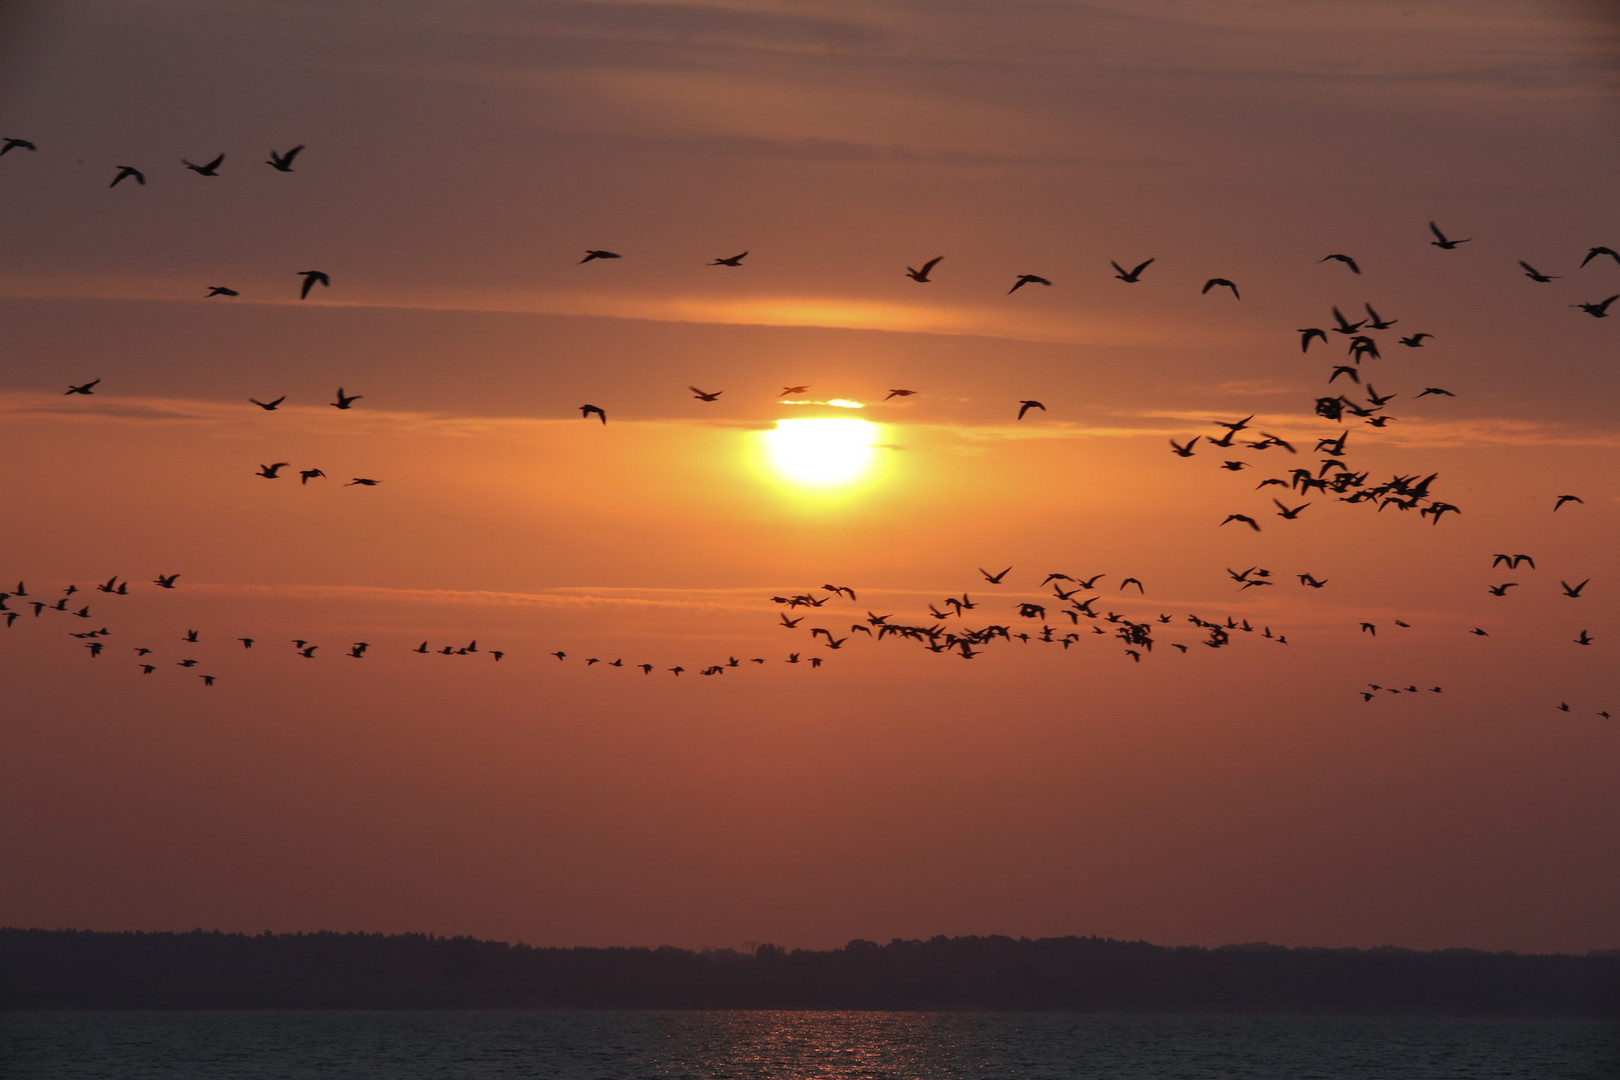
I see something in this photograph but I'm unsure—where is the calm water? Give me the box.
[2,1010,1616,1079]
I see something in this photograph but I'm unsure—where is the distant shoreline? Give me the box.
[4,930,1616,1016]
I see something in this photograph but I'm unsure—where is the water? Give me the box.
[2,1010,1616,1079]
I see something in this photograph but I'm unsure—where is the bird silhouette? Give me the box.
[249,396,285,410]
[689,387,722,402]
[1017,400,1045,420]
[1202,278,1239,299]
[580,250,621,262]
[1579,246,1618,267]
[267,145,304,171]
[65,379,100,395]
[1553,494,1583,511]
[298,270,330,298]
[1,137,36,155]
[708,251,747,266]
[885,389,916,400]
[205,286,239,297]
[780,386,809,396]
[1518,261,1559,282]
[110,166,145,187]
[1399,333,1433,347]
[1573,295,1617,318]
[1169,437,1199,457]
[1221,514,1260,531]
[1561,579,1589,598]
[345,478,381,486]
[1363,304,1397,330]
[1111,258,1153,283]
[256,463,290,478]
[331,388,361,409]
[1299,328,1328,352]
[580,404,607,424]
[979,567,1012,584]
[1428,221,1470,249]
[299,468,325,485]
[153,574,179,588]
[182,153,225,176]
[1416,387,1454,397]
[1009,274,1051,293]
[905,257,943,282]
[1320,253,1360,274]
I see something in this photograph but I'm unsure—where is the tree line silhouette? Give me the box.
[2,929,1616,1015]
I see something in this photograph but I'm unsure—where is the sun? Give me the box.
[762,418,879,487]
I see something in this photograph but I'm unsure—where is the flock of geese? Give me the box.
[1,135,1613,719]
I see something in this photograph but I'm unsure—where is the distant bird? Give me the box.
[906,257,943,282]
[580,404,607,424]
[1169,437,1199,457]
[1272,499,1309,519]
[1553,494,1583,511]
[1120,577,1144,593]
[1399,333,1433,347]
[1329,306,1365,335]
[1486,583,1518,596]
[1202,278,1239,299]
[1518,261,1559,282]
[205,286,239,297]
[1573,295,1617,318]
[266,145,304,171]
[109,165,145,187]
[1575,630,1593,646]
[1470,627,1490,636]
[689,387,722,402]
[780,386,809,396]
[299,468,325,485]
[708,252,747,266]
[1416,387,1454,397]
[1320,253,1360,274]
[579,250,621,262]
[65,379,100,395]
[1492,554,1536,570]
[1009,274,1051,293]
[980,566,1012,584]
[1329,365,1360,385]
[1017,400,1045,420]
[1561,579,1589,598]
[1580,246,1618,267]
[1110,258,1153,283]
[153,574,179,588]
[346,477,381,486]
[239,638,254,648]
[249,396,285,410]
[298,270,330,298]
[1428,221,1470,249]
[183,630,198,643]
[885,389,915,400]
[200,675,216,686]
[1,137,36,155]
[256,462,290,478]
[1299,328,1328,352]
[1360,622,1376,636]
[331,388,361,409]
[1220,514,1260,531]
[1362,304,1397,330]
[182,153,225,176]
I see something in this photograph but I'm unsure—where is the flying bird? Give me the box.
[249,396,285,410]
[299,468,325,485]
[110,165,145,187]
[1320,253,1360,274]
[1553,494,1583,511]
[1008,274,1051,293]
[153,574,179,588]
[298,270,330,298]
[267,145,305,171]
[689,387,722,402]
[906,256,943,282]
[1399,333,1433,347]
[1561,579,1589,598]
[1017,400,1045,420]
[1428,221,1470,249]
[182,153,225,176]
[979,567,1012,584]
[1299,328,1328,352]
[885,389,916,400]
[331,388,361,409]
[580,404,607,424]
[65,379,100,395]
[579,250,621,262]
[1202,278,1240,299]
[708,251,747,266]
[256,462,290,478]
[205,286,239,297]
[346,477,381,486]
[1110,258,1153,283]
[1169,437,1199,457]
[1,137,36,155]
[1573,295,1617,318]
[780,386,809,395]
[1579,246,1619,267]
[1416,387,1454,397]
[1518,261,1559,282]
[1220,514,1260,531]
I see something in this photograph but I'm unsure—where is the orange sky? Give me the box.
[0,0,1617,953]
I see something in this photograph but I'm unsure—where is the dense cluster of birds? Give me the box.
[1,134,1613,718]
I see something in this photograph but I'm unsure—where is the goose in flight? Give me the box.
[297,270,330,298]
[1416,387,1454,397]
[1362,304,1397,330]
[331,388,361,409]
[110,165,145,187]
[205,286,239,297]
[1009,274,1051,293]
[1492,553,1535,569]
[256,462,290,478]
[345,477,381,486]
[1,137,36,155]
[1202,278,1239,299]
[689,387,722,402]
[1575,630,1593,645]
[1298,328,1328,352]
[1272,499,1309,519]
[1428,221,1470,249]
[153,574,179,588]
[580,250,621,262]
[1561,579,1589,598]
[182,153,225,176]
[1486,583,1518,596]
[1221,514,1260,531]
[1320,253,1360,274]
[1017,400,1045,420]
[979,566,1011,584]
[266,145,304,171]
[779,385,809,395]
[1553,494,1583,511]
[299,468,325,484]
[906,256,943,282]
[1580,246,1618,267]
[1110,258,1153,283]
[1399,333,1433,347]
[65,379,100,395]
[1518,261,1559,282]
[1573,295,1617,318]
[1330,306,1365,334]
[580,404,607,424]
[708,251,747,266]
[249,396,285,410]
[1169,436,1199,457]
[885,388,915,400]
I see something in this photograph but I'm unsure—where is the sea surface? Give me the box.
[2,1010,1617,1079]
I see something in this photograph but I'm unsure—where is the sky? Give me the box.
[1,0,1617,955]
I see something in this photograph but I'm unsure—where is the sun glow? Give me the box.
[763,418,879,487]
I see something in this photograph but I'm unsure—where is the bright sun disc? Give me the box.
[764,418,878,486]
